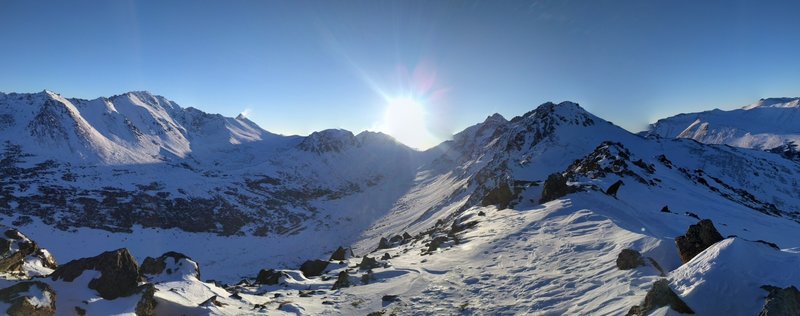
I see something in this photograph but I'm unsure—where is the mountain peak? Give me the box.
[298,129,357,153]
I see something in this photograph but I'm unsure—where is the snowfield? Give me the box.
[0,90,798,315]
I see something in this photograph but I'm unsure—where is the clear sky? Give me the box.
[1,1,799,149]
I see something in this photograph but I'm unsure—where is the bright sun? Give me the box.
[378,98,438,149]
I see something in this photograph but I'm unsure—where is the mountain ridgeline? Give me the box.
[1,91,798,239]
[2,90,800,314]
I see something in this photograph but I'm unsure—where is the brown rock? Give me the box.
[759,285,800,316]
[616,249,645,270]
[331,271,350,290]
[675,219,724,264]
[627,279,694,315]
[50,248,141,300]
[329,246,347,261]
[0,281,56,316]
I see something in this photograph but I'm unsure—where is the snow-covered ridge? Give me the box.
[644,97,800,151]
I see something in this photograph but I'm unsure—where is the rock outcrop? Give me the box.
[675,219,724,264]
[627,279,694,315]
[50,248,140,300]
[255,269,285,285]
[299,260,329,278]
[331,271,350,290]
[0,281,56,316]
[139,251,200,280]
[329,246,348,261]
[759,285,800,316]
[481,183,514,209]
[605,180,624,198]
[358,256,380,270]
[616,249,645,270]
[540,173,571,203]
[0,229,58,276]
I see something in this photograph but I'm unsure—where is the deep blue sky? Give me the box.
[2,1,799,148]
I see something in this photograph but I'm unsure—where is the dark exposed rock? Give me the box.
[382,295,400,303]
[660,205,671,213]
[389,235,403,244]
[402,232,413,240]
[50,248,141,300]
[428,236,449,252]
[616,249,645,270]
[331,271,350,290]
[539,173,571,203]
[481,182,514,209]
[358,256,380,270]
[675,219,724,264]
[4,229,24,240]
[377,237,391,250]
[0,281,56,316]
[140,251,199,279]
[135,284,157,316]
[605,180,624,198]
[627,279,694,315]
[381,253,391,260]
[299,260,329,278]
[0,229,57,274]
[759,285,800,316]
[478,211,486,216]
[255,269,285,285]
[0,241,36,273]
[330,246,348,261]
[685,212,700,220]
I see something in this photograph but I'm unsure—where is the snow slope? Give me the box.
[644,97,800,151]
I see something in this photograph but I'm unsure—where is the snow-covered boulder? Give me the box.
[50,248,140,300]
[0,228,57,278]
[0,281,56,316]
[139,251,200,282]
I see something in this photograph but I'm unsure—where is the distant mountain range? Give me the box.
[643,97,800,151]
[0,90,798,315]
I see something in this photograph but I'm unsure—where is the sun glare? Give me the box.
[378,98,438,149]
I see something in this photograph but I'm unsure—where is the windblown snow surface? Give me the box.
[0,91,798,315]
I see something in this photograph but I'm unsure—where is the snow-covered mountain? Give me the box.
[643,97,800,154]
[0,91,799,315]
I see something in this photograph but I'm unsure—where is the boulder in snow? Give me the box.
[139,251,200,280]
[616,249,645,270]
[255,269,285,285]
[50,248,140,300]
[539,173,571,203]
[329,246,348,261]
[627,279,694,315]
[358,256,380,270]
[0,229,57,277]
[481,182,514,209]
[0,281,56,316]
[675,219,724,264]
[331,271,350,290]
[299,259,329,278]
